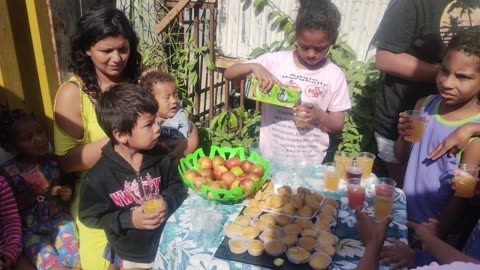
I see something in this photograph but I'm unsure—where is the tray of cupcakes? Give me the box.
[214,182,339,270]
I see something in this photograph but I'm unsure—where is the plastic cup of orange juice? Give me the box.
[142,194,163,214]
[356,152,376,179]
[404,110,427,142]
[295,111,309,128]
[373,177,396,220]
[454,164,480,198]
[334,152,353,179]
[324,162,340,191]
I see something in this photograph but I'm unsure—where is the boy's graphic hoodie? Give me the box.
[79,142,187,263]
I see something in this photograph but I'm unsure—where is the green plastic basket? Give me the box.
[178,146,270,203]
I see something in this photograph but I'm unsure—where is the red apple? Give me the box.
[213,165,228,180]
[193,176,208,191]
[221,171,236,189]
[184,169,201,181]
[250,164,265,177]
[212,155,226,168]
[240,160,254,173]
[237,173,248,181]
[200,168,214,179]
[198,156,213,170]
[239,177,255,193]
[230,166,244,177]
[226,157,241,170]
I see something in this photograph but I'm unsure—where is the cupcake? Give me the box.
[317,213,336,226]
[247,239,264,256]
[240,226,260,239]
[228,239,247,254]
[264,240,286,257]
[309,252,332,270]
[280,233,298,247]
[276,214,294,226]
[251,219,266,231]
[234,215,251,226]
[259,230,283,242]
[322,197,338,209]
[301,228,319,238]
[244,207,262,217]
[317,231,338,245]
[264,223,282,232]
[298,236,318,252]
[315,244,336,257]
[260,214,277,225]
[314,221,331,232]
[283,223,302,235]
[294,218,314,229]
[286,246,310,264]
[224,223,243,238]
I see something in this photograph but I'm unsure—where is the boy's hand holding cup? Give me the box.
[398,110,427,142]
[133,194,168,230]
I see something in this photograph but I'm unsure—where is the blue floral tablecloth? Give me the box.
[153,176,408,270]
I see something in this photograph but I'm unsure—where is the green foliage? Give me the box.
[205,108,261,151]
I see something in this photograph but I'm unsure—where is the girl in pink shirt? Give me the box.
[0,176,22,270]
[225,0,351,163]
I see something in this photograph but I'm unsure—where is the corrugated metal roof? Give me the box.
[216,0,390,60]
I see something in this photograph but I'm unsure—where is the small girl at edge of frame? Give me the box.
[0,109,81,270]
[224,0,351,163]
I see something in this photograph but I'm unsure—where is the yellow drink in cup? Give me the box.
[373,178,396,220]
[143,194,163,214]
[374,195,394,220]
[454,164,480,198]
[334,152,352,179]
[356,152,376,179]
[404,110,426,142]
[454,176,477,198]
[324,162,340,191]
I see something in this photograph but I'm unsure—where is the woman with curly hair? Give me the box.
[53,8,141,270]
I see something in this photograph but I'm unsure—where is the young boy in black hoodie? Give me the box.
[79,83,187,269]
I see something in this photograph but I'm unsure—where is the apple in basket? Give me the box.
[198,156,213,170]
[226,157,241,170]
[239,177,255,193]
[250,164,265,177]
[212,155,226,168]
[230,166,244,177]
[221,171,236,189]
[184,169,201,181]
[193,176,210,191]
[240,160,254,173]
[207,181,225,199]
[200,168,214,179]
[213,165,228,180]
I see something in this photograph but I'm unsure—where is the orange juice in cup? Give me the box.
[454,164,480,198]
[334,152,352,179]
[324,162,340,191]
[404,110,426,142]
[373,178,396,220]
[356,152,376,179]
[142,194,163,214]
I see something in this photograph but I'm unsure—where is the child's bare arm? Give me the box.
[394,97,426,162]
[224,63,282,91]
[428,123,480,160]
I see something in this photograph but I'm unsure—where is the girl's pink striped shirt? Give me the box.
[0,176,22,263]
